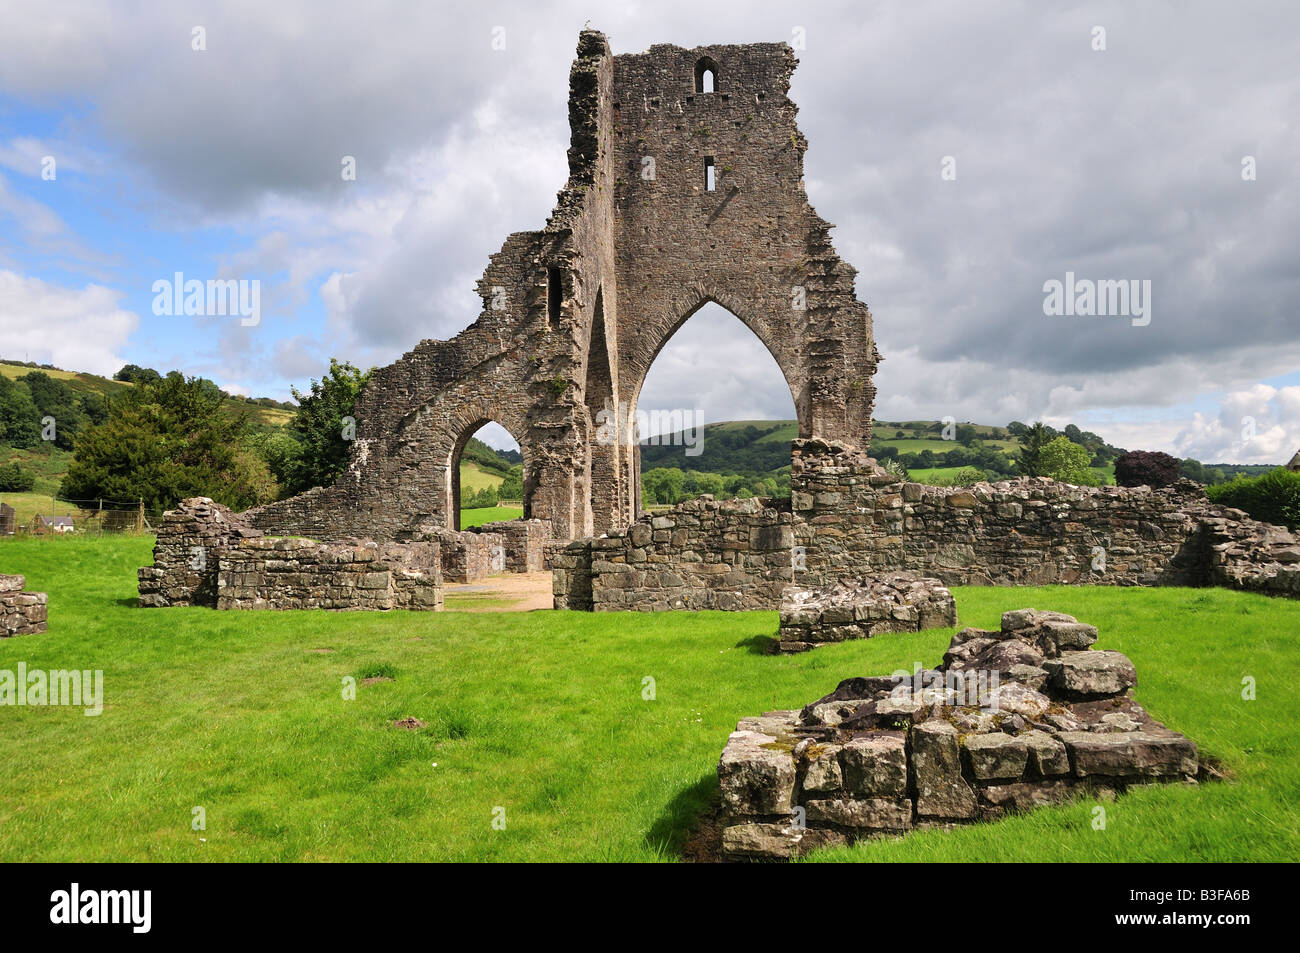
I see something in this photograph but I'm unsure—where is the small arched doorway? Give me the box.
[448,420,527,531]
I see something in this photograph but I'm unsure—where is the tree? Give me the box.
[499,465,523,501]
[1014,422,1053,477]
[272,359,372,496]
[1038,436,1099,486]
[0,462,35,491]
[1180,457,1206,484]
[19,371,85,450]
[113,364,162,385]
[955,424,978,446]
[642,467,684,505]
[59,372,274,511]
[1114,450,1182,488]
[1207,468,1300,530]
[0,375,41,448]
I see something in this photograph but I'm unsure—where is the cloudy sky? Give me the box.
[1,0,1296,463]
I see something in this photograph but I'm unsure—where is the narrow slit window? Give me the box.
[547,267,562,322]
[704,157,716,192]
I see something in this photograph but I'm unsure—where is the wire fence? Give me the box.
[0,496,165,537]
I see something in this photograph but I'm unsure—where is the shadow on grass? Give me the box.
[735,633,778,655]
[114,597,140,608]
[644,773,724,862]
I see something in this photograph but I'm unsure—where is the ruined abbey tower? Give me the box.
[247,29,880,542]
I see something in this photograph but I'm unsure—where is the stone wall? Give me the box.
[552,439,1298,611]
[551,539,593,610]
[473,519,554,573]
[559,496,796,611]
[216,538,442,611]
[791,439,1299,597]
[1,574,47,637]
[139,498,443,612]
[719,609,1199,860]
[138,498,264,607]
[776,573,956,653]
[423,528,505,584]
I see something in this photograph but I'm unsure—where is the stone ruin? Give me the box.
[776,572,956,653]
[718,608,1200,861]
[137,498,442,611]
[1,573,47,637]
[136,497,559,610]
[239,29,878,546]
[554,439,1300,611]
[186,28,1295,617]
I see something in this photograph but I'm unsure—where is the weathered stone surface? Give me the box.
[1058,731,1198,779]
[799,742,844,793]
[720,822,846,859]
[719,608,1201,860]
[962,733,1029,780]
[1044,651,1138,696]
[777,572,956,653]
[840,733,907,796]
[138,498,443,612]
[805,797,912,831]
[911,721,978,820]
[1020,730,1070,776]
[718,729,797,817]
[1,575,47,637]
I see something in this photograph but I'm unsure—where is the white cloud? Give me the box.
[0,270,138,376]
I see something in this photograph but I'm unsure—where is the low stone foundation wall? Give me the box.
[138,497,265,607]
[792,440,1213,588]
[552,439,1299,612]
[423,528,505,583]
[776,573,956,653]
[719,608,1199,860]
[551,539,593,610]
[554,497,794,611]
[473,518,553,573]
[139,497,442,611]
[217,538,442,611]
[1,574,47,637]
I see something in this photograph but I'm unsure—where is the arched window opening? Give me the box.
[694,58,718,94]
[634,302,797,511]
[451,421,525,531]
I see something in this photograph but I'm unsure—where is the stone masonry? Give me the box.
[554,496,795,611]
[553,438,1300,610]
[138,497,264,607]
[241,29,878,544]
[718,609,1199,860]
[216,538,442,611]
[138,498,441,612]
[1,574,47,637]
[776,573,957,653]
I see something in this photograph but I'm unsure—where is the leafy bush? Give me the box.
[1115,450,1182,488]
[1207,467,1300,530]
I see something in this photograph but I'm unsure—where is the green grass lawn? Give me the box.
[0,535,1296,862]
[460,506,523,528]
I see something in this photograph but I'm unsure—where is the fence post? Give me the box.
[98,499,103,537]
[137,498,144,533]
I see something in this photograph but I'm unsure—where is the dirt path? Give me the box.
[443,571,553,612]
